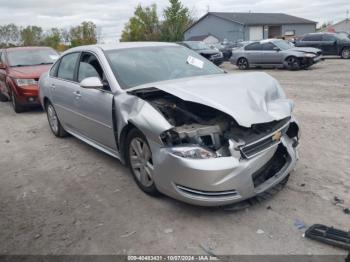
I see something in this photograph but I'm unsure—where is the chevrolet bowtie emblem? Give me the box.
[272,131,282,142]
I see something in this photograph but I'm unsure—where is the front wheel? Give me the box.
[46,101,67,137]
[285,56,300,70]
[126,128,159,196]
[341,48,350,59]
[11,91,24,113]
[237,58,249,70]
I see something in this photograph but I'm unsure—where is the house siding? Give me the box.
[333,19,350,33]
[184,14,245,42]
[281,24,316,37]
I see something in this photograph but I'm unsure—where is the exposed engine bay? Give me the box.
[131,88,298,159]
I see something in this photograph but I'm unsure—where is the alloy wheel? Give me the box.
[238,58,249,70]
[286,57,300,70]
[129,137,154,187]
[47,104,59,134]
[342,48,350,59]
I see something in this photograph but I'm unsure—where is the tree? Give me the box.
[0,24,20,47]
[20,26,43,46]
[42,28,61,49]
[161,0,192,42]
[120,4,160,41]
[70,21,97,47]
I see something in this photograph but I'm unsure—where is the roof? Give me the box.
[185,12,317,32]
[187,34,219,41]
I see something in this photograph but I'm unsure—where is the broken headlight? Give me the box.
[170,146,217,159]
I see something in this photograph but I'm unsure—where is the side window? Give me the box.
[49,61,60,77]
[262,42,276,51]
[302,34,322,41]
[77,53,105,83]
[57,53,79,81]
[323,34,336,41]
[245,42,262,51]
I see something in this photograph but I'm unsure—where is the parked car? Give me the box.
[178,41,224,65]
[39,42,300,206]
[231,39,323,70]
[295,32,350,59]
[0,46,59,112]
[209,43,232,61]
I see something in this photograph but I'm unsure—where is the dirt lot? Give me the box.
[0,59,349,255]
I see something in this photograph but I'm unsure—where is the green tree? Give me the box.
[120,4,160,41]
[0,24,20,47]
[20,26,43,46]
[70,21,97,47]
[42,28,61,49]
[161,0,192,42]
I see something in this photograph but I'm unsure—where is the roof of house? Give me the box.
[187,34,219,41]
[185,12,317,32]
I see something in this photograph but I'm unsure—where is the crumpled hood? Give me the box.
[289,47,321,54]
[130,72,294,127]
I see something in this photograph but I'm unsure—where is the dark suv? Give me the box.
[295,33,350,59]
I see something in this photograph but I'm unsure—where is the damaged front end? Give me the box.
[131,88,299,161]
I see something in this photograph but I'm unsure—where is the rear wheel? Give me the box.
[11,91,24,113]
[126,128,159,196]
[341,48,350,59]
[237,57,249,70]
[46,101,67,137]
[285,56,300,70]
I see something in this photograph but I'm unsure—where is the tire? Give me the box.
[285,56,300,71]
[341,47,350,59]
[237,57,249,70]
[126,128,159,196]
[0,90,8,102]
[45,101,67,137]
[11,91,24,113]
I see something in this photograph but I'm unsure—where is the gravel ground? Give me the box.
[0,58,349,255]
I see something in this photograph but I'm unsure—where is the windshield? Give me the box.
[105,46,224,89]
[185,41,209,50]
[273,40,293,51]
[8,49,59,67]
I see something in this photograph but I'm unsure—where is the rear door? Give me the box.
[50,52,81,131]
[321,34,338,55]
[244,42,263,64]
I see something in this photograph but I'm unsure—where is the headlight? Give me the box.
[170,146,217,159]
[305,53,315,58]
[15,79,37,87]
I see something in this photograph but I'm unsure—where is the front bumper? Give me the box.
[14,85,40,106]
[153,135,298,206]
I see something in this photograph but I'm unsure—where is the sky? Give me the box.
[0,0,349,43]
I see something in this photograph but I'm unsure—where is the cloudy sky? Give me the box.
[0,0,349,43]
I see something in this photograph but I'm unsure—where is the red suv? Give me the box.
[0,47,59,113]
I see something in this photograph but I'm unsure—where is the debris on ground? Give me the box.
[344,208,350,215]
[294,219,307,230]
[223,201,251,211]
[199,244,217,257]
[333,196,345,205]
[164,228,173,234]
[34,234,41,240]
[266,206,272,210]
[256,229,265,234]
[305,224,350,250]
[299,183,306,187]
[120,231,136,238]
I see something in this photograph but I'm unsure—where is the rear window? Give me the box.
[302,34,322,41]
[245,42,262,50]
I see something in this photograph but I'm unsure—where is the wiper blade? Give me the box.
[33,62,53,65]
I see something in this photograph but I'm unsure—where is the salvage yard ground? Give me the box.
[0,59,349,255]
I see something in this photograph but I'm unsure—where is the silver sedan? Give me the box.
[231,39,323,70]
[39,42,300,206]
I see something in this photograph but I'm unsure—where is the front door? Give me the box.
[74,52,116,150]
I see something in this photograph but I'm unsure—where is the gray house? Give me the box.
[184,12,317,43]
[333,19,350,33]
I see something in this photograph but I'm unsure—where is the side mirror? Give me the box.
[273,47,280,51]
[80,77,103,89]
[0,63,6,70]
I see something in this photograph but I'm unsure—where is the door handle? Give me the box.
[73,91,82,99]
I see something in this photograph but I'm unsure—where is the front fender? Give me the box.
[114,92,172,145]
